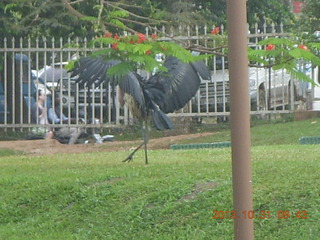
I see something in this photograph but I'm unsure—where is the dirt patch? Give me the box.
[179,181,219,202]
[0,132,213,156]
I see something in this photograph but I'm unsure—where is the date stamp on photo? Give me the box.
[212,210,308,220]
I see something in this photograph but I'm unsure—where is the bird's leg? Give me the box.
[142,121,149,165]
[122,121,150,164]
[122,142,144,162]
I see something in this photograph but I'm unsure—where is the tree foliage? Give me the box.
[247,0,294,28]
[0,0,97,38]
[248,38,320,85]
[297,0,320,35]
[0,0,295,40]
[1,0,319,84]
[67,32,209,77]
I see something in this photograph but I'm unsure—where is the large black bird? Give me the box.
[71,54,211,164]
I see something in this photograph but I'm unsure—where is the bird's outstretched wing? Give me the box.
[190,60,212,80]
[145,56,211,113]
[70,55,211,129]
[71,57,120,87]
[71,56,146,114]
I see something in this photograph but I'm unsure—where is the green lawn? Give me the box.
[176,117,320,146]
[0,119,320,239]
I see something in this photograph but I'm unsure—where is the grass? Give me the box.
[0,148,24,157]
[176,117,320,146]
[0,118,320,239]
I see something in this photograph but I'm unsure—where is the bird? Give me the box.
[70,54,211,164]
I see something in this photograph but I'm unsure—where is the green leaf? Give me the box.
[110,19,126,30]
[289,48,320,66]
[272,61,293,71]
[92,37,117,45]
[65,60,76,71]
[248,48,268,64]
[158,42,195,62]
[132,44,152,54]
[248,49,271,58]
[285,67,316,86]
[91,48,114,57]
[308,42,320,50]
[258,38,294,47]
[80,16,98,22]
[4,3,17,13]
[129,55,146,64]
[109,10,129,18]
[143,56,164,72]
[107,62,135,77]
[116,42,129,51]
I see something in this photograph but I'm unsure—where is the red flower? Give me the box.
[151,33,157,39]
[114,33,120,41]
[103,32,112,38]
[137,33,146,43]
[298,45,308,50]
[129,38,135,44]
[266,44,275,51]
[146,50,151,55]
[111,43,118,50]
[211,27,220,35]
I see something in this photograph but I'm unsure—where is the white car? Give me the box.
[192,67,304,112]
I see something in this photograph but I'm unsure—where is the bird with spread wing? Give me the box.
[71,54,211,164]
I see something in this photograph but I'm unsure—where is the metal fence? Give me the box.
[0,23,309,132]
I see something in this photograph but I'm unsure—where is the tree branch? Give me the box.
[60,0,229,59]
[69,0,86,4]
[104,1,144,10]
[116,17,149,27]
[105,1,167,24]
[61,0,86,18]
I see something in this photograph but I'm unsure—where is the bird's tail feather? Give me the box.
[152,109,173,130]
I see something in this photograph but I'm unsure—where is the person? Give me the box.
[31,89,54,139]
[48,93,83,144]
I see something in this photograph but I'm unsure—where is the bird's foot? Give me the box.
[122,154,134,163]
[122,142,144,163]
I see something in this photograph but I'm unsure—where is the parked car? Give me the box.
[192,67,303,113]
